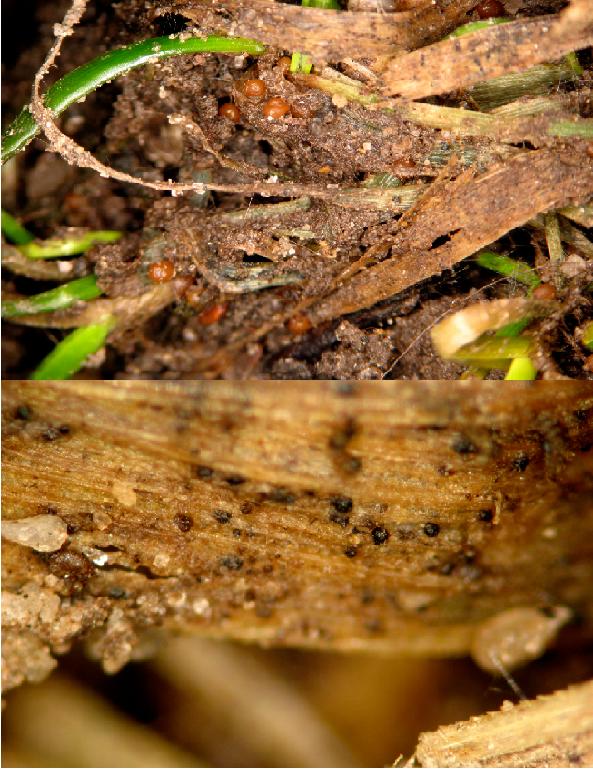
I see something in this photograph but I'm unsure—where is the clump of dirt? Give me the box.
[2,0,592,379]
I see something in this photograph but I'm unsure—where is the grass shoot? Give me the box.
[1,35,266,163]
[17,230,122,259]
[30,316,115,380]
[2,275,102,318]
[476,251,540,290]
[2,210,35,245]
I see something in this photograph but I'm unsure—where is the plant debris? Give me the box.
[2,0,592,379]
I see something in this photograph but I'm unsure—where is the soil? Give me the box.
[1,0,592,379]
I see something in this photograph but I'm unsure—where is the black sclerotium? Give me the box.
[423,522,440,537]
[213,509,232,524]
[220,554,243,570]
[512,453,530,472]
[331,496,352,514]
[371,526,389,545]
[451,435,476,454]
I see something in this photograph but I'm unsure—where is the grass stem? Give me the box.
[2,275,102,318]
[1,35,266,163]
[30,317,115,380]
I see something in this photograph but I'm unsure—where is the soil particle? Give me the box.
[47,549,95,588]
[1,629,57,692]
[315,321,393,379]
[1,583,61,628]
[2,514,68,553]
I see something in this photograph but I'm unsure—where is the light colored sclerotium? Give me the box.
[470,606,572,674]
[2,514,68,552]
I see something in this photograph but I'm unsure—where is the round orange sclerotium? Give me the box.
[218,103,241,122]
[263,97,291,120]
[148,259,175,283]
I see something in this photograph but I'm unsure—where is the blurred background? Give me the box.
[3,635,593,767]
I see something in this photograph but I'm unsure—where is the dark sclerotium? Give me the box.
[423,522,440,537]
[334,382,356,396]
[361,588,374,604]
[268,488,296,504]
[437,464,455,476]
[365,618,383,634]
[451,435,477,454]
[341,455,362,474]
[511,453,530,471]
[220,554,244,570]
[174,513,193,532]
[16,405,31,420]
[329,510,350,528]
[331,496,353,514]
[329,418,357,450]
[213,509,232,524]
[41,425,71,441]
[225,474,246,486]
[344,545,358,558]
[371,526,389,545]
[478,509,494,523]
[193,465,213,479]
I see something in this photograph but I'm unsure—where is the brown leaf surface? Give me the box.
[310,144,593,324]
[414,679,593,767]
[2,382,593,690]
[380,0,593,98]
[161,0,477,62]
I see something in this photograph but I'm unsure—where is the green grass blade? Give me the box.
[505,356,537,380]
[302,0,340,7]
[476,251,540,289]
[453,334,532,362]
[2,209,34,244]
[291,1,338,74]
[30,317,115,380]
[1,35,266,163]
[1,275,102,317]
[362,172,402,189]
[290,52,313,74]
[18,230,122,258]
[548,119,593,138]
[583,321,593,351]
[470,56,582,111]
[448,18,510,38]
[494,317,533,338]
